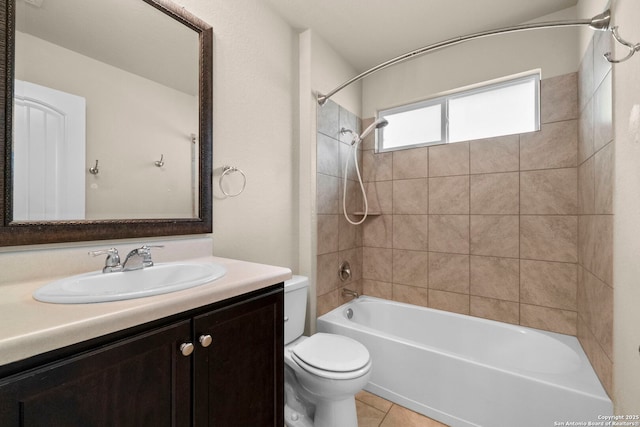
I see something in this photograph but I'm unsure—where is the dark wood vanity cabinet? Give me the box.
[0,321,192,427]
[193,287,284,426]
[0,285,284,427]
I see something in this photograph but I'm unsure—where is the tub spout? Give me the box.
[342,288,359,299]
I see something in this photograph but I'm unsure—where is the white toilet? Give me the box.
[284,276,372,427]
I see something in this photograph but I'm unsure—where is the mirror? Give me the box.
[0,0,213,246]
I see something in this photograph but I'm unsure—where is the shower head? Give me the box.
[356,117,389,144]
[341,117,389,145]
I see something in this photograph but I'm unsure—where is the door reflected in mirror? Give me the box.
[14,0,199,220]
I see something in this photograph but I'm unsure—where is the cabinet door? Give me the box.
[0,320,191,427]
[194,289,284,426]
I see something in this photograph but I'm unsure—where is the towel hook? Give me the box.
[89,160,99,175]
[154,154,164,167]
[605,26,640,63]
[219,166,247,197]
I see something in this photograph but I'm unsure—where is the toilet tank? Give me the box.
[284,275,308,345]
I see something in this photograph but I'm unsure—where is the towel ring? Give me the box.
[219,166,246,197]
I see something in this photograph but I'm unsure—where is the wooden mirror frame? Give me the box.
[0,0,213,246]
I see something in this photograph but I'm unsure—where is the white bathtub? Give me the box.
[317,296,612,427]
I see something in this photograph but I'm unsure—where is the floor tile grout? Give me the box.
[356,393,450,427]
[378,403,396,426]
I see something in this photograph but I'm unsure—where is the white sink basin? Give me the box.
[33,262,227,304]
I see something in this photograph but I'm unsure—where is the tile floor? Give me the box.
[355,391,449,427]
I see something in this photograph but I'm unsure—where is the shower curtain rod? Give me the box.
[317,9,635,106]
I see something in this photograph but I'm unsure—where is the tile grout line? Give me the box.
[468,142,471,315]
[518,133,522,326]
[377,403,394,427]
[355,396,391,426]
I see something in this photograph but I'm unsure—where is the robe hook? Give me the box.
[89,160,99,175]
[154,154,165,167]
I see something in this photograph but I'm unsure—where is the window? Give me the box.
[376,72,540,152]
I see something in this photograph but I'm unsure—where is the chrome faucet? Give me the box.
[122,245,163,271]
[88,248,123,273]
[342,288,359,299]
[89,245,163,273]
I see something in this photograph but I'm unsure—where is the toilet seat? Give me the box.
[291,333,371,380]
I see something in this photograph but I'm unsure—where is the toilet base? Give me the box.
[285,403,314,427]
[313,396,358,427]
[285,368,315,427]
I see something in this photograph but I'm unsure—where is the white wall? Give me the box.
[310,33,362,118]
[298,30,316,331]
[362,8,580,118]
[609,0,640,414]
[179,0,299,269]
[16,31,198,219]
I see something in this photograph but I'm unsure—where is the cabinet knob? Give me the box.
[199,334,213,348]
[179,342,194,356]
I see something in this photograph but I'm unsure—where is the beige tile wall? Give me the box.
[316,64,614,398]
[576,31,614,396]
[316,100,364,315]
[356,72,581,335]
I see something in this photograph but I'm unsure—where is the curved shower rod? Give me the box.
[317,9,632,106]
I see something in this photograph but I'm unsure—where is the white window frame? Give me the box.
[375,71,540,153]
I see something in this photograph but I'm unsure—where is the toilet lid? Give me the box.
[292,333,370,372]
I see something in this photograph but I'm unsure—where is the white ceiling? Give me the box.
[265,0,579,72]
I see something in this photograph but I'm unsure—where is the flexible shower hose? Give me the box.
[342,139,368,226]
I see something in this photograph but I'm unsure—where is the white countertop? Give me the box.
[0,256,291,366]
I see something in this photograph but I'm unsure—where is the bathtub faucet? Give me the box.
[342,288,359,299]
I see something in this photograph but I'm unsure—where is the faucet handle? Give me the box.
[88,247,119,260]
[88,248,122,272]
[140,244,164,251]
[137,244,164,257]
